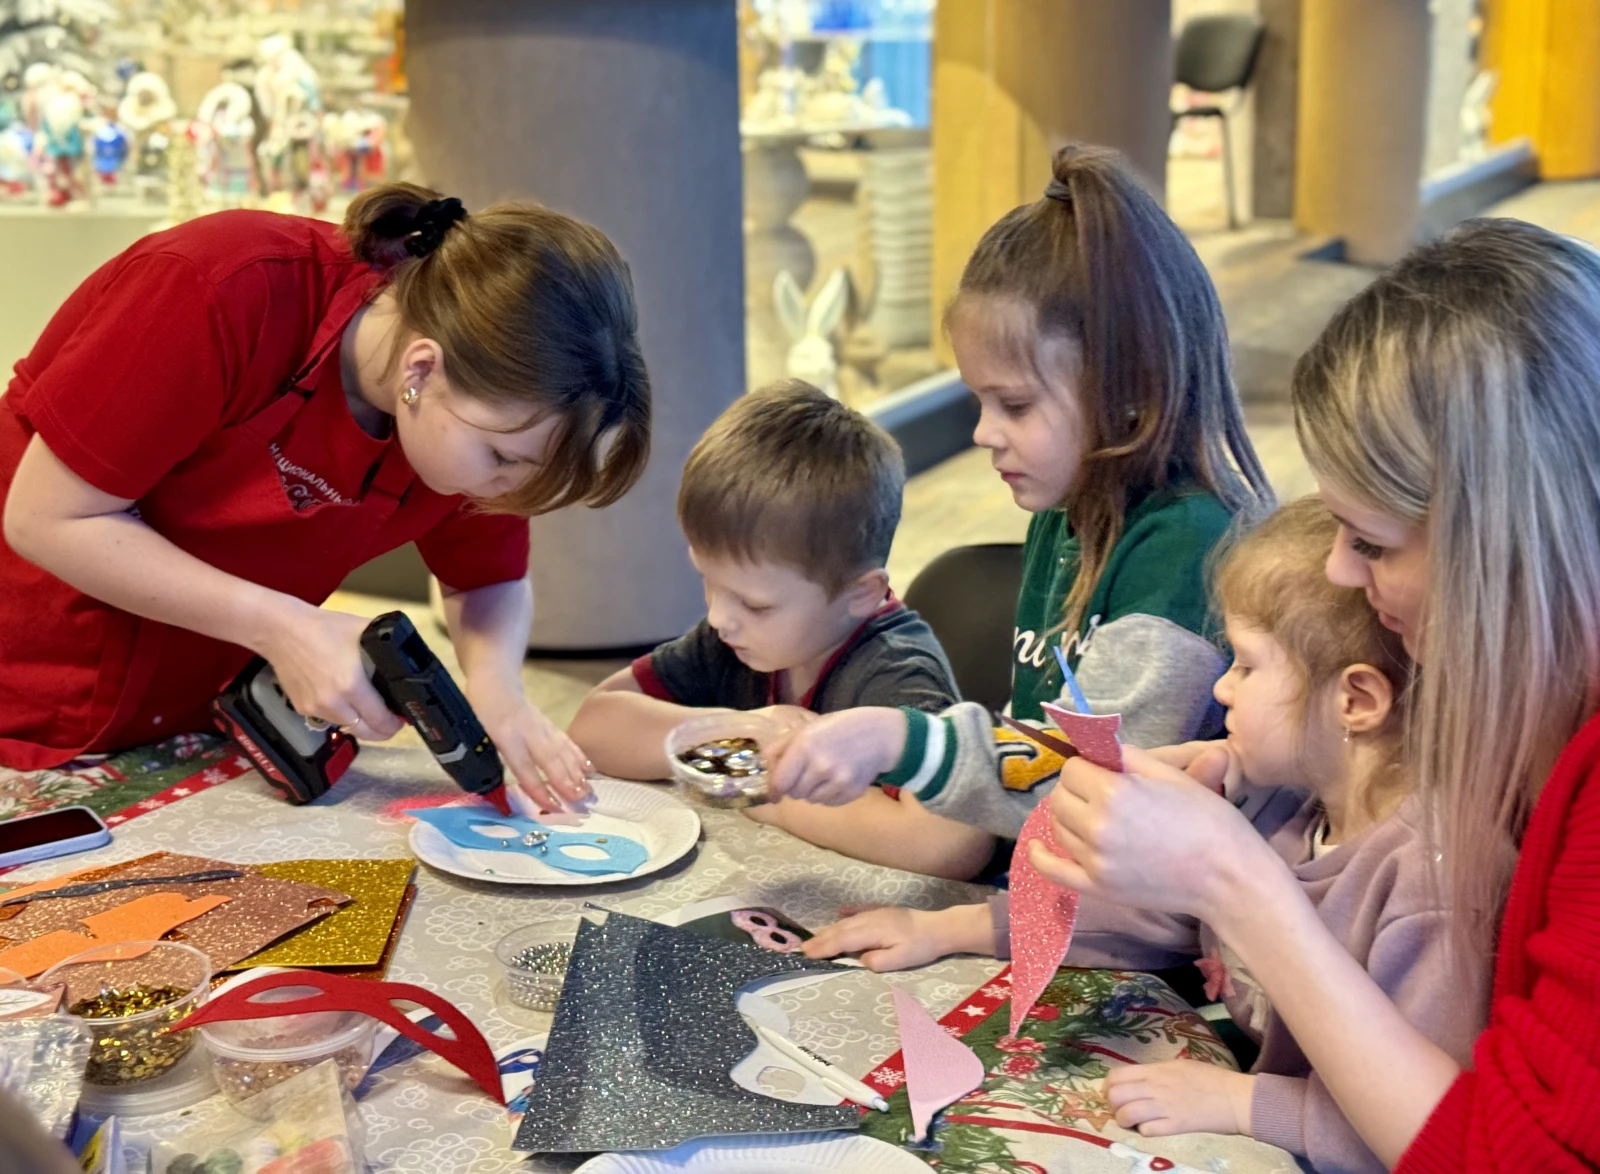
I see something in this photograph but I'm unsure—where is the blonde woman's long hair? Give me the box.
[1292,218,1600,952]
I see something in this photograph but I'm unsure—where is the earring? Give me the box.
[1342,726,1352,744]
[401,387,420,406]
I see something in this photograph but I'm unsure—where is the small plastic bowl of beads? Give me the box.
[495,917,583,1012]
[665,712,789,809]
[41,940,211,1086]
[196,977,378,1113]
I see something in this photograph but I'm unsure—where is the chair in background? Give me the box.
[1172,13,1266,230]
[903,543,1025,713]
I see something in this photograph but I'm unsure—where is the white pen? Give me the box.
[753,1023,890,1112]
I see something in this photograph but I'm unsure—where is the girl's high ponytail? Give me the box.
[948,142,1271,638]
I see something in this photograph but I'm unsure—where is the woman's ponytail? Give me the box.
[342,182,468,267]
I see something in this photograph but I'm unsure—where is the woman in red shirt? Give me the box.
[0,183,650,810]
[1031,218,1600,1170]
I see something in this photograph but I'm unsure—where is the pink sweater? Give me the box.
[991,793,1490,1174]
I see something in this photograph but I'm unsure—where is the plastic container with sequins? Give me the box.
[41,940,212,1086]
[197,978,379,1113]
[665,712,789,809]
[495,917,582,1011]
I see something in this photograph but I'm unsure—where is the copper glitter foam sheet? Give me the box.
[0,853,350,971]
[513,910,859,1154]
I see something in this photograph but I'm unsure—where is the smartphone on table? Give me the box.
[0,806,113,870]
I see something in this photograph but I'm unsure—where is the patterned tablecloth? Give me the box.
[5,747,1298,1174]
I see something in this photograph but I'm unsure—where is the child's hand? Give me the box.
[1104,1059,1254,1138]
[801,902,993,971]
[767,707,906,806]
[470,683,592,810]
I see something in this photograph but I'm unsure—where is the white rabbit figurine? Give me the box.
[775,267,849,399]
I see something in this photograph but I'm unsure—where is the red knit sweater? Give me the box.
[1396,709,1600,1172]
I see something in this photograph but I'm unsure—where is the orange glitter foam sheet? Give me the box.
[0,892,232,977]
[0,852,351,975]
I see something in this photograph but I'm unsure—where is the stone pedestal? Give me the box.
[1251,0,1301,220]
[407,0,744,650]
[743,133,815,392]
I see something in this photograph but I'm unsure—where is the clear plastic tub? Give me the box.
[196,979,379,1111]
[665,712,788,809]
[495,917,582,1012]
[0,964,58,1018]
[41,940,211,1086]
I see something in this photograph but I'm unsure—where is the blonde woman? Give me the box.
[1032,218,1600,1172]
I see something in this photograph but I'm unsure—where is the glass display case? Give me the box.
[0,0,405,221]
[739,0,938,404]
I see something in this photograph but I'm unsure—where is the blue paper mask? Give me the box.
[407,808,649,876]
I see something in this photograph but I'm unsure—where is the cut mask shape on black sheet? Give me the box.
[513,910,858,1154]
[405,807,649,876]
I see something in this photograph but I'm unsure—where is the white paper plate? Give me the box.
[408,777,700,886]
[574,1133,929,1174]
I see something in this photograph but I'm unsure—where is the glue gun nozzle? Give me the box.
[484,785,513,817]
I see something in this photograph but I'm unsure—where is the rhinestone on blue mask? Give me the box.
[406,807,649,876]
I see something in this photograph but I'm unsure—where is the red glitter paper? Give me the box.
[1039,702,1124,772]
[1007,801,1082,1036]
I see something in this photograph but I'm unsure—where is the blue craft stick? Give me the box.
[1052,644,1092,715]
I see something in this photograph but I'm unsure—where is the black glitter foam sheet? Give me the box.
[513,910,860,1154]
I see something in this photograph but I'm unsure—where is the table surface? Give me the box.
[7,748,1299,1174]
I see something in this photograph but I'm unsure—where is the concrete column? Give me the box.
[931,0,1173,366]
[1251,0,1300,219]
[1294,0,1431,264]
[406,0,744,650]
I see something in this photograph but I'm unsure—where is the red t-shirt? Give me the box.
[0,211,529,766]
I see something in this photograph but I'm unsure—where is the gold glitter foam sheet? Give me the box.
[236,859,415,970]
[0,853,351,971]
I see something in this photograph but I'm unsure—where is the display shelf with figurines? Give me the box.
[0,0,403,215]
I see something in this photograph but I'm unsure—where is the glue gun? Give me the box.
[212,611,512,814]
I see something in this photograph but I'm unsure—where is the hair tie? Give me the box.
[1043,176,1072,206]
[405,197,469,258]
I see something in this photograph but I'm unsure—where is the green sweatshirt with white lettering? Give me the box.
[890,486,1239,838]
